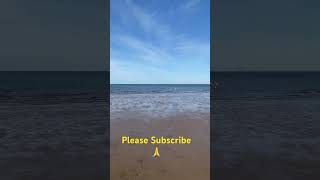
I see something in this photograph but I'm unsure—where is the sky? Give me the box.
[2,0,317,73]
[0,0,107,71]
[213,0,320,71]
[111,0,210,84]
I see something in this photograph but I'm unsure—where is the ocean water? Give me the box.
[0,72,109,179]
[111,84,210,119]
[212,72,320,180]
[3,71,319,179]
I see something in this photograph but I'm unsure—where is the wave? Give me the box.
[111,92,209,118]
[213,84,320,101]
[0,90,107,105]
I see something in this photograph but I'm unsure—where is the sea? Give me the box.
[212,72,320,180]
[1,71,320,179]
[0,71,109,180]
[111,84,210,119]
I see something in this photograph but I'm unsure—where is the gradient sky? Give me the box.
[3,0,317,73]
[0,0,107,71]
[213,0,320,71]
[111,0,210,84]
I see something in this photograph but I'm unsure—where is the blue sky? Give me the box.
[111,0,210,84]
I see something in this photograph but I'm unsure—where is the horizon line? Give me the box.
[110,83,210,85]
[1,70,320,72]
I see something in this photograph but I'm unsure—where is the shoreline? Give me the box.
[111,113,210,180]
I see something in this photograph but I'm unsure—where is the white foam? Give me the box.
[111,92,209,118]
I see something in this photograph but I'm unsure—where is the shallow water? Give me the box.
[111,84,209,119]
[212,72,320,180]
[0,72,109,180]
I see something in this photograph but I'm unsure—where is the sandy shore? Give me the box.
[111,113,210,180]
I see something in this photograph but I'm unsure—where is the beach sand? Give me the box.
[110,113,210,180]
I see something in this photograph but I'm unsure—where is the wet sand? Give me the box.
[111,113,210,180]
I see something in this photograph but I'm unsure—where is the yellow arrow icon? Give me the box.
[153,146,160,157]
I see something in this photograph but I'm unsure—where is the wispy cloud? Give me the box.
[125,0,155,33]
[183,0,201,9]
[111,0,209,84]
[112,34,174,63]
